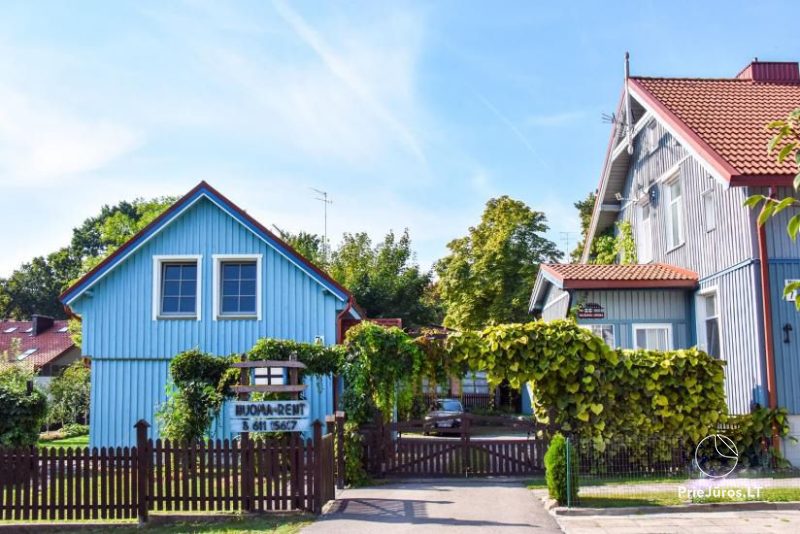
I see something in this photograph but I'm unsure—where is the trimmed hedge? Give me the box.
[544,433,578,505]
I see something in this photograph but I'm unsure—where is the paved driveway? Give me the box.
[302,478,562,533]
[556,510,800,533]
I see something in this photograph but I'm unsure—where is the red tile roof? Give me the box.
[541,263,698,290]
[629,70,800,184]
[0,320,76,369]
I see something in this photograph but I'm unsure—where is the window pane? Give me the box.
[222,280,239,297]
[636,330,647,349]
[706,318,721,358]
[704,193,716,231]
[181,264,197,280]
[163,265,182,280]
[180,280,196,296]
[222,296,238,313]
[178,297,196,313]
[705,295,716,317]
[239,296,256,313]
[163,280,180,296]
[636,327,669,350]
[240,280,256,296]
[223,263,240,279]
[240,263,257,279]
[162,296,179,313]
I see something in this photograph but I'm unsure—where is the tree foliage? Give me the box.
[329,230,439,327]
[0,196,175,320]
[435,196,562,329]
[545,433,578,505]
[0,365,48,447]
[446,320,728,448]
[48,361,91,427]
[273,227,328,267]
[746,109,800,309]
[570,192,596,262]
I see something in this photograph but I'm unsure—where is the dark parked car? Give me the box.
[424,399,464,433]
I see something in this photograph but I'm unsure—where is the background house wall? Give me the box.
[70,197,345,446]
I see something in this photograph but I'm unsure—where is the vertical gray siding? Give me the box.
[769,262,800,413]
[752,186,800,259]
[541,285,570,321]
[571,289,691,349]
[699,263,767,414]
[619,121,756,278]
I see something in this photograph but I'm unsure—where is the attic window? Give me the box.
[17,348,37,360]
[152,255,202,321]
[23,327,33,333]
[213,254,262,320]
[3,327,17,334]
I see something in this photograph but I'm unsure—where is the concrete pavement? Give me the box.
[302,478,562,533]
[555,510,800,533]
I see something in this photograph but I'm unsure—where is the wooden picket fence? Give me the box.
[0,417,343,522]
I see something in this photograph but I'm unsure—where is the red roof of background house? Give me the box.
[629,61,800,185]
[0,319,76,369]
[540,263,698,289]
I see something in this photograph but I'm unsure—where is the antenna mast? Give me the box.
[311,188,333,260]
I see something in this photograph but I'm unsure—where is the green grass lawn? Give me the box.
[37,435,90,448]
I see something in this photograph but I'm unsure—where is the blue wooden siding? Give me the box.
[769,261,800,413]
[72,197,345,446]
[572,289,691,349]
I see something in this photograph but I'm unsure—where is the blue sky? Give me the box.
[2,0,800,276]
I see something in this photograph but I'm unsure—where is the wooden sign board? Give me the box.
[227,400,310,433]
[577,302,605,319]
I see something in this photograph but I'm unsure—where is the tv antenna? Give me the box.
[311,188,333,259]
[560,231,579,262]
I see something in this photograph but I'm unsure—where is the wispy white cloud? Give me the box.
[475,93,550,170]
[0,85,143,185]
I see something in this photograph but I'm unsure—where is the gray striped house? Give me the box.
[530,59,800,464]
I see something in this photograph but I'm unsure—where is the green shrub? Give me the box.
[544,433,578,505]
[341,421,370,487]
[0,366,48,447]
[61,423,90,438]
[48,361,90,426]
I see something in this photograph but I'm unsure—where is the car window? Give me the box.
[438,400,462,411]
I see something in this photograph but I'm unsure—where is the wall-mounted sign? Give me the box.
[227,400,310,433]
[577,302,605,319]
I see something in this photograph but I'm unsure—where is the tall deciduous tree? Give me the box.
[272,227,327,267]
[571,192,596,262]
[435,196,563,329]
[329,230,440,327]
[0,197,174,320]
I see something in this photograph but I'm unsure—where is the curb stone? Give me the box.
[539,495,800,516]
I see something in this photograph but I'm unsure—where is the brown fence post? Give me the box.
[312,420,323,513]
[241,433,253,512]
[335,411,345,489]
[134,420,150,524]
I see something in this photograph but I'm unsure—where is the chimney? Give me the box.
[32,315,54,336]
[736,60,800,83]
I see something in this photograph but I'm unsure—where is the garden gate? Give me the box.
[363,414,549,478]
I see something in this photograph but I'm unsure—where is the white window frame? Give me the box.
[664,175,685,251]
[632,323,673,351]
[637,202,653,264]
[702,188,716,232]
[152,255,202,321]
[695,287,723,358]
[212,254,262,320]
[461,371,490,394]
[580,324,617,348]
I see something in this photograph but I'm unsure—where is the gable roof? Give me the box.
[0,320,77,369]
[629,75,800,185]
[581,60,800,262]
[60,181,359,312]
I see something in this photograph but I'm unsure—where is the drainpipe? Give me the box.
[757,187,780,452]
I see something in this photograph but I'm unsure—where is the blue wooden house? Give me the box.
[60,182,361,447]
[530,59,800,464]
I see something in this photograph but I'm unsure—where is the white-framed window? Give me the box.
[696,289,722,358]
[665,177,685,250]
[254,367,285,386]
[637,203,653,263]
[152,255,202,320]
[213,254,262,320]
[461,371,490,394]
[702,189,716,232]
[632,323,673,351]
[581,324,616,348]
